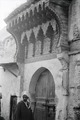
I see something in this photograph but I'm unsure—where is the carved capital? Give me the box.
[57,52,69,70]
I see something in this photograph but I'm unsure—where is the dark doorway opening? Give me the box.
[9,95,17,120]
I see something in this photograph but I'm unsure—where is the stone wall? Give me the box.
[0,28,17,64]
[22,58,68,120]
[0,67,20,120]
[68,0,80,119]
[68,54,80,120]
[4,0,71,120]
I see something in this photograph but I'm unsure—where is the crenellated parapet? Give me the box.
[5,0,70,63]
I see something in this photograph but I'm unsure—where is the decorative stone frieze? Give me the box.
[19,18,60,60]
[5,0,69,64]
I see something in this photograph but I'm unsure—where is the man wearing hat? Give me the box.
[15,91,34,120]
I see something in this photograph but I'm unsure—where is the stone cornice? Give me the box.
[5,0,70,28]
[5,0,49,24]
[7,3,60,33]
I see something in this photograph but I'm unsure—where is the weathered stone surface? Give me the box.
[4,0,71,120]
[69,54,80,119]
[69,0,80,41]
[43,37,50,54]
[27,43,34,58]
[0,66,20,120]
[35,41,41,56]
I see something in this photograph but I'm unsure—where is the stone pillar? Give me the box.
[55,52,69,120]
[68,0,80,120]
[17,63,24,99]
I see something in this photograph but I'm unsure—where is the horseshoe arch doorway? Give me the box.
[29,67,56,120]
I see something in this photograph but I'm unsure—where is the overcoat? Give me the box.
[15,101,34,120]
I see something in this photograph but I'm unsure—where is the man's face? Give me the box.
[23,95,28,102]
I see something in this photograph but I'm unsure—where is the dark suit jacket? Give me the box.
[15,101,34,120]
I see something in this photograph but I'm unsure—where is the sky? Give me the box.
[0,0,27,30]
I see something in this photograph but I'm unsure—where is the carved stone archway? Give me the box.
[29,67,56,120]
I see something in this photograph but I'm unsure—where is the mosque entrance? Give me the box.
[34,69,55,120]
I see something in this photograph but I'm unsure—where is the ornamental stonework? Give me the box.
[20,18,59,59]
[5,0,69,63]
[69,0,80,41]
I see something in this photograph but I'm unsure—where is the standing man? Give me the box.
[15,91,34,120]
